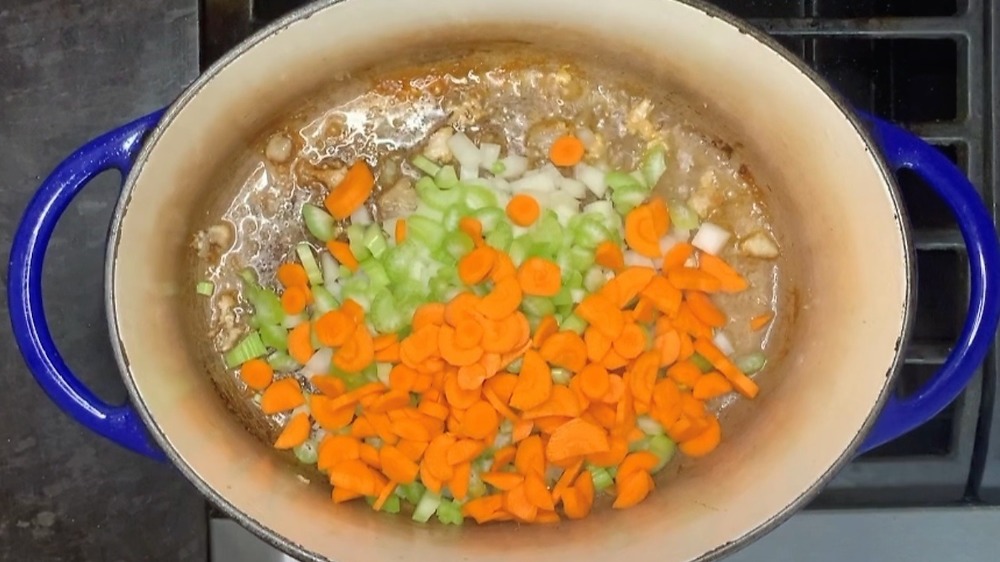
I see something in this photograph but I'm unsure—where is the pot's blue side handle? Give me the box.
[7,111,166,460]
[860,116,1000,453]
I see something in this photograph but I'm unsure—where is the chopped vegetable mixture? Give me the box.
[200,126,775,524]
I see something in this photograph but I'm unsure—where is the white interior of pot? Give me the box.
[110,0,909,560]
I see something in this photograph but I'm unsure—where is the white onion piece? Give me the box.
[493,191,511,210]
[382,218,399,245]
[583,199,615,217]
[350,205,372,225]
[499,155,528,179]
[713,331,736,356]
[658,235,679,258]
[559,177,588,200]
[624,251,657,269]
[570,289,586,303]
[575,163,607,197]
[575,126,597,149]
[692,222,731,255]
[490,177,512,193]
[479,143,501,170]
[446,132,481,170]
[282,313,306,329]
[510,173,556,194]
[320,252,339,286]
[539,164,563,182]
[548,192,580,225]
[460,166,480,182]
[636,415,664,436]
[302,347,333,375]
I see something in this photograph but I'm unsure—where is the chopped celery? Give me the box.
[371,290,405,334]
[224,331,266,368]
[407,215,447,248]
[416,176,461,210]
[737,351,767,374]
[564,269,585,290]
[484,222,513,250]
[195,281,215,296]
[383,241,424,283]
[521,295,556,319]
[506,357,523,373]
[587,465,614,491]
[567,245,595,271]
[441,205,468,232]
[311,286,339,314]
[606,170,645,192]
[648,434,676,472]
[302,204,337,242]
[362,224,389,259]
[380,495,401,514]
[412,154,441,176]
[551,368,571,385]
[238,267,259,286]
[296,243,324,286]
[472,207,506,232]
[347,224,371,261]
[260,324,289,351]
[508,236,530,266]
[468,471,487,498]
[443,231,475,260]
[637,415,665,436]
[641,145,667,187]
[560,313,588,334]
[412,490,442,523]
[569,213,614,249]
[293,439,318,464]
[248,287,284,326]
[690,353,714,373]
[397,482,426,504]
[669,200,701,231]
[463,184,499,210]
[267,351,299,371]
[612,184,648,215]
[490,160,506,175]
[320,252,340,285]
[436,499,464,525]
[434,165,459,189]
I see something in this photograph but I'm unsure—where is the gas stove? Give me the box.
[200,0,1000,559]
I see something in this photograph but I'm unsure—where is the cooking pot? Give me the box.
[9,0,1000,560]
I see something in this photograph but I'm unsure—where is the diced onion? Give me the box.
[350,205,372,226]
[574,163,607,197]
[692,222,731,255]
[510,173,556,194]
[659,235,679,256]
[446,132,481,170]
[713,331,735,356]
[479,143,501,170]
[499,155,528,179]
[302,347,333,375]
[575,126,597,148]
[460,166,480,182]
[624,251,657,269]
[559,177,588,199]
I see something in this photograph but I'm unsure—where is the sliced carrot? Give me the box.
[315,310,355,347]
[679,416,722,457]
[491,445,516,470]
[458,216,485,247]
[617,451,660,480]
[693,338,759,399]
[444,372,481,410]
[340,298,365,324]
[458,246,497,286]
[577,363,611,401]
[461,400,500,440]
[505,484,538,522]
[453,318,484,349]
[539,331,588,373]
[490,252,517,282]
[647,196,671,235]
[584,327,613,363]
[333,324,375,372]
[394,218,407,244]
[613,322,648,359]
[656,329,681,367]
[506,194,541,227]
[586,434,628,467]
[481,471,524,491]
[666,267,723,293]
[640,275,683,317]
[332,487,363,504]
[324,160,375,220]
[699,252,749,293]
[379,445,420,483]
[551,459,584,503]
[317,435,360,471]
[447,439,486,466]
[287,322,314,365]
[514,435,546,476]
[524,470,556,511]
[479,315,522,354]
[678,331,694,360]
[438,325,484,367]
[367,389,411,413]
[513,420,535,444]
[312,396,356,431]
[260,378,304,414]
[517,257,561,297]
[395,439,428,463]
[449,461,471,500]
[603,267,657,308]
[484,372,518,403]
[549,135,585,167]
[463,495,504,523]
[522,386,582,420]
[273,412,311,449]
[612,470,654,509]
[693,371,734,400]
[390,417,431,442]
[276,263,309,288]
[412,302,446,331]
[685,291,726,328]
[326,240,359,272]
[240,358,273,391]
[457,363,487,391]
[667,360,702,388]
[601,348,629,371]
[627,351,660,411]
[546,418,609,463]
[423,434,457,481]
[444,291,480,327]
[372,480,398,511]
[510,350,553,411]
[531,315,558,348]
[311,374,346,397]
[576,292,624,339]
[632,297,656,324]
[662,242,695,271]
[478,277,522,320]
[750,311,775,331]
[280,285,308,315]
[674,303,714,339]
[400,324,440,366]
[595,240,625,271]
[624,205,662,258]
[418,398,450,421]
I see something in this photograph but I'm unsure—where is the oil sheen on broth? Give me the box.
[191,44,786,443]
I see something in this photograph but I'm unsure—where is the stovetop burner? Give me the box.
[199,0,997,508]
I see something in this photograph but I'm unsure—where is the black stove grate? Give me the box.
[198,0,996,507]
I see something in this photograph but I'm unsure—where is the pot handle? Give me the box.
[859,115,1000,453]
[7,111,166,460]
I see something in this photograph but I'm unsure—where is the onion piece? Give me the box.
[302,347,334,375]
[479,143,501,170]
[510,173,556,194]
[713,331,735,356]
[446,132,481,170]
[691,222,731,255]
[574,163,608,197]
[350,205,372,226]
[559,177,588,199]
[499,155,528,179]
[624,251,657,269]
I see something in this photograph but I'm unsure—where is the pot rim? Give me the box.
[105,0,916,560]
